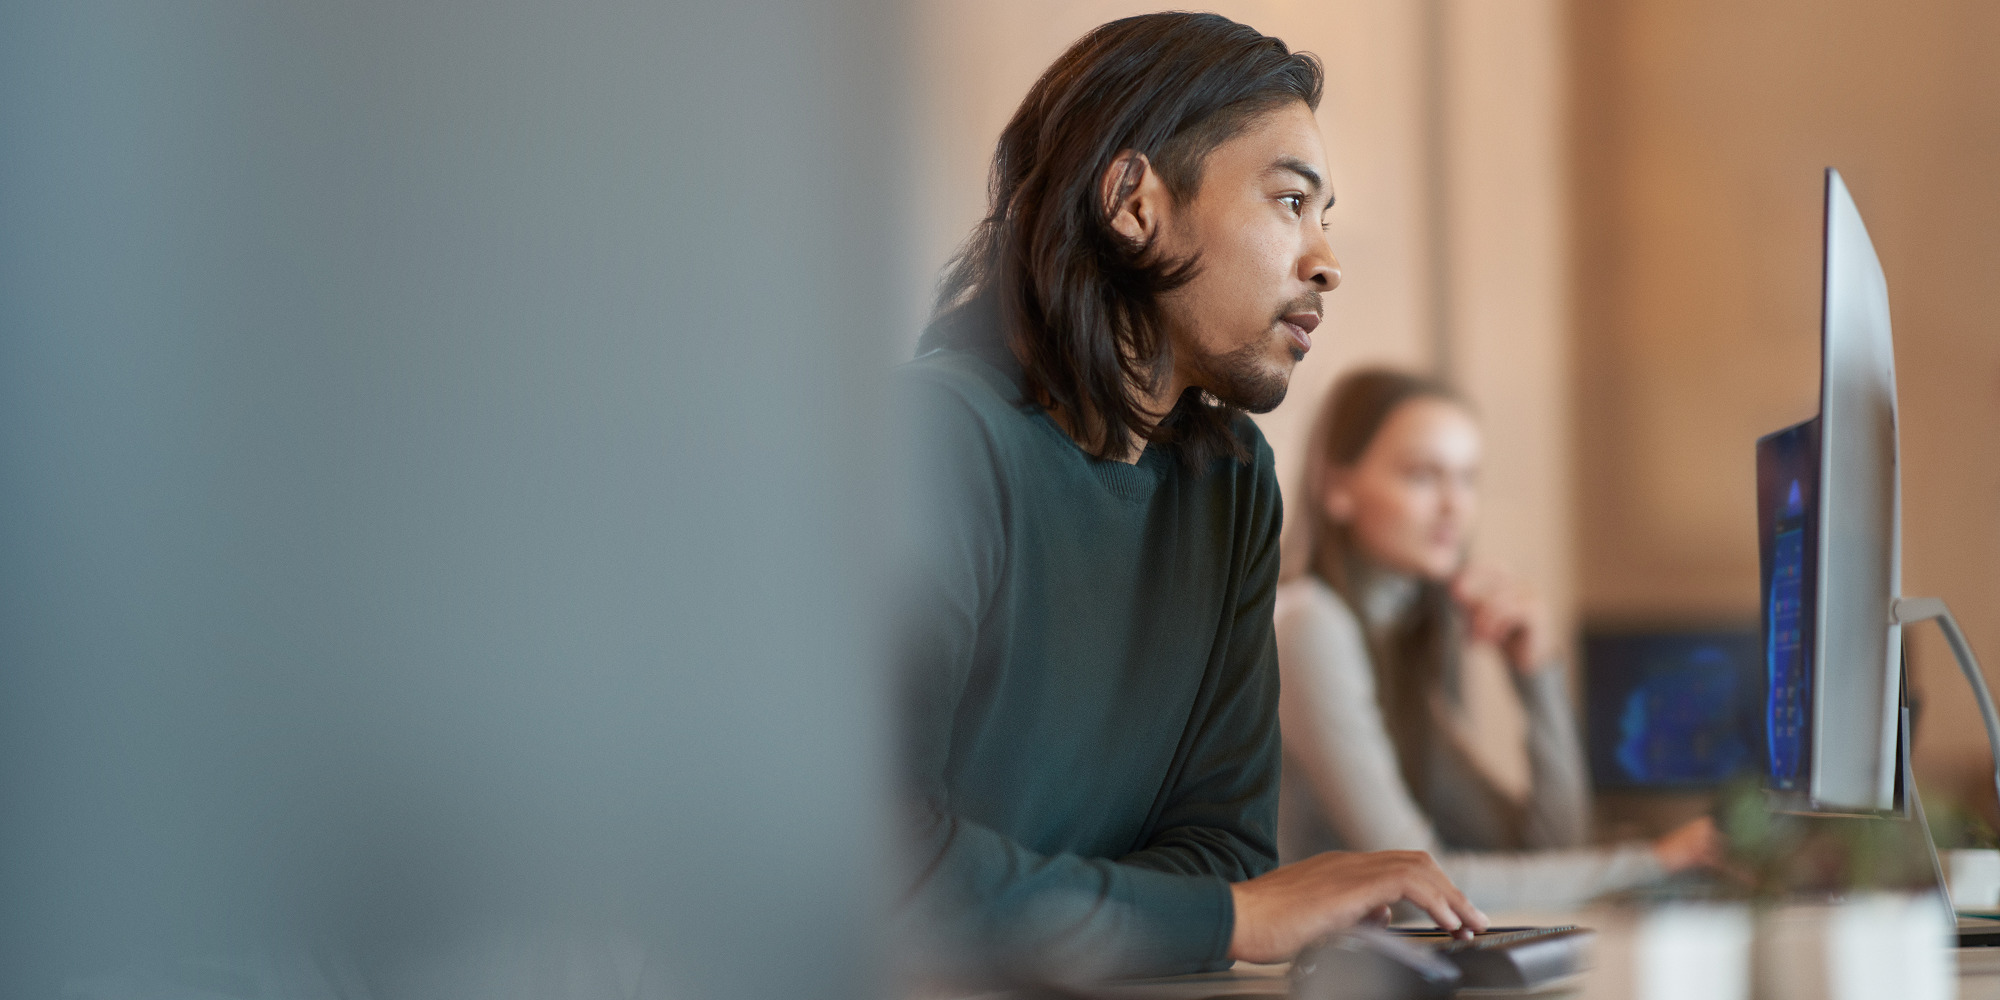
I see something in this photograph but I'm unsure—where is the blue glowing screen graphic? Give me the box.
[1586,631,1762,789]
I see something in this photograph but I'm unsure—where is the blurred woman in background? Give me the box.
[1276,367,1717,912]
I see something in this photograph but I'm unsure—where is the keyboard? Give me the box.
[1958,913,2000,948]
[1390,925,1595,990]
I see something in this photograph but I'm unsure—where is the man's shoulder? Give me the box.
[895,346,1024,414]
[893,347,1040,467]
[892,346,1056,486]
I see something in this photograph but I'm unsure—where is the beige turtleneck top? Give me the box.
[1273,573,1664,913]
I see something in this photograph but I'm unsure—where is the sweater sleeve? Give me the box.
[1274,581,1443,854]
[1432,660,1664,912]
[1432,664,1664,912]
[1514,665,1593,850]
[1119,440,1284,887]
[1432,844,1665,913]
[892,373,1240,983]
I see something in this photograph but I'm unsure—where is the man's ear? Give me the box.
[1101,150,1169,249]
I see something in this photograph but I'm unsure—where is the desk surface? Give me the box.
[1071,963,1289,999]
[1956,948,2000,999]
[1006,942,2000,999]
[961,904,2000,1000]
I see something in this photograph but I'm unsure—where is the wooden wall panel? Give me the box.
[1570,0,2000,797]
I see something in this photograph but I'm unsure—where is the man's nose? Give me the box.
[1303,234,1341,291]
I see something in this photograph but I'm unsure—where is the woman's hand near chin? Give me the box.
[1449,563,1553,676]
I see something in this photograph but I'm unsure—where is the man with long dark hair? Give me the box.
[897,12,1486,983]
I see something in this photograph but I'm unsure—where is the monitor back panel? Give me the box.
[1811,168,1902,813]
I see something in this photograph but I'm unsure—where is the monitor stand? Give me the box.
[1893,597,2000,946]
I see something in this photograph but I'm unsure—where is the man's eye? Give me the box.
[1280,194,1304,214]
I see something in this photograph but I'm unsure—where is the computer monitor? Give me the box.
[1584,627,1763,790]
[1756,168,1903,814]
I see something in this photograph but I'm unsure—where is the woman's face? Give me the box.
[1323,396,1481,581]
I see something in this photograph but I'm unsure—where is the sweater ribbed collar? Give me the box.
[1349,560,1423,637]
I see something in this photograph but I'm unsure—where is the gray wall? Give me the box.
[0,2,901,996]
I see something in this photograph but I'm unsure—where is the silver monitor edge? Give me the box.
[1809,168,1905,813]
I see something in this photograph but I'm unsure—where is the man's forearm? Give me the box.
[905,806,1240,980]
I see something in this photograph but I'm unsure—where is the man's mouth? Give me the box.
[1280,310,1320,359]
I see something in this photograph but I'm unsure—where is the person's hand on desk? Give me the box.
[1652,815,1725,873]
[1227,850,1489,963]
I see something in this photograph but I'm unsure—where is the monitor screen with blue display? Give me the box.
[1584,628,1764,789]
[1758,416,1821,794]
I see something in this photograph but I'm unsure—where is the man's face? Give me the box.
[1154,102,1340,413]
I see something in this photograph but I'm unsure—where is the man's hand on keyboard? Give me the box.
[1227,850,1490,963]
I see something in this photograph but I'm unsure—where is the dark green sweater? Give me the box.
[895,310,1284,982]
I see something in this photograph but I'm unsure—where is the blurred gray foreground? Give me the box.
[0,2,902,997]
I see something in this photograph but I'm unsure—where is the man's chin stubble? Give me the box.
[1199,341,1291,414]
